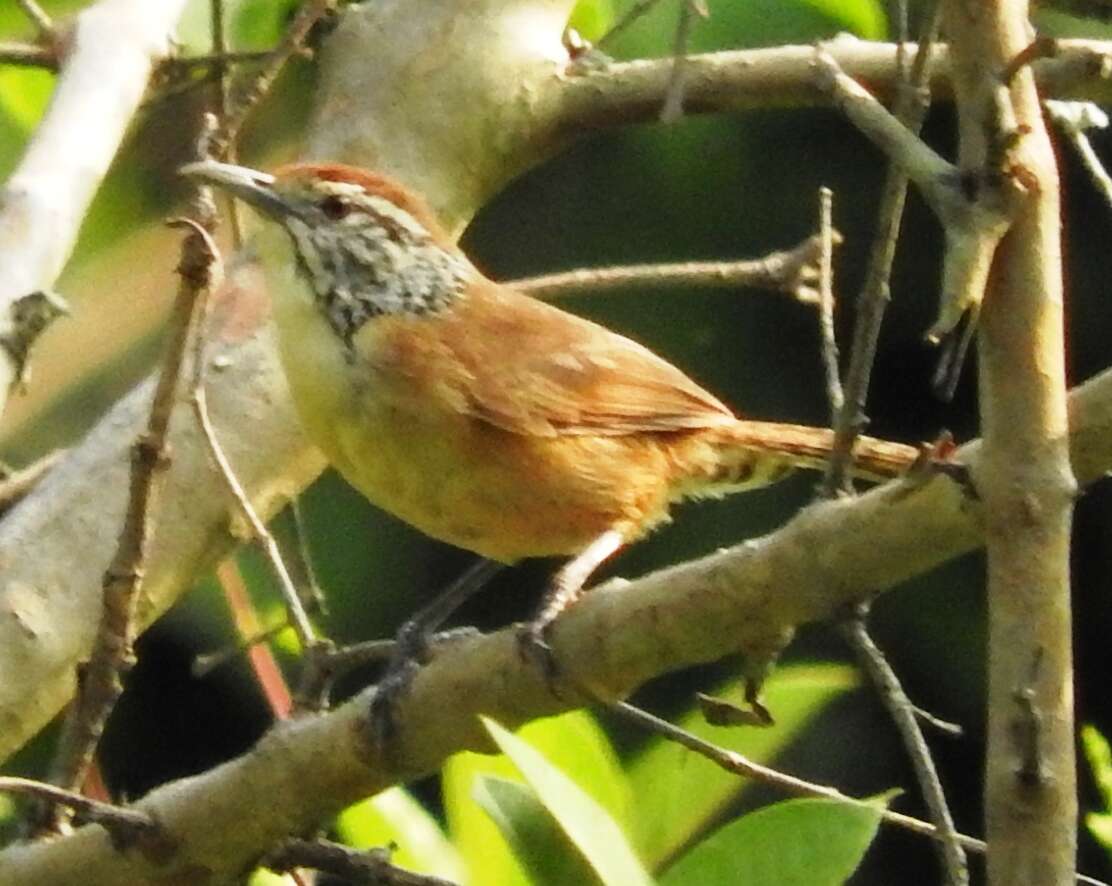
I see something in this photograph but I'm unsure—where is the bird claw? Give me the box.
[368,656,421,750]
[516,622,564,697]
[368,623,481,750]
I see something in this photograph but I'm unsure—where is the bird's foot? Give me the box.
[369,623,481,750]
[516,619,564,697]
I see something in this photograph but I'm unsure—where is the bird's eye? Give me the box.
[319,195,349,220]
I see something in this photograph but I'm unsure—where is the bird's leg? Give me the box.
[519,529,625,684]
[370,558,504,744]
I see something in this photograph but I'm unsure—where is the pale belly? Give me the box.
[331,395,672,563]
[262,239,675,562]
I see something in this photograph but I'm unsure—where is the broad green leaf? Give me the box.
[0,68,53,132]
[1082,724,1112,853]
[483,717,653,886]
[660,796,886,886]
[445,746,530,886]
[570,0,614,41]
[474,776,601,886]
[627,663,859,868]
[335,787,464,882]
[445,709,632,885]
[798,0,886,40]
[247,868,293,886]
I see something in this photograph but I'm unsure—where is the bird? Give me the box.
[182,160,921,725]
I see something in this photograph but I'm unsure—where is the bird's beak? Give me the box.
[179,160,291,220]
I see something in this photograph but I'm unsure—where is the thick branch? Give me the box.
[0,0,188,418]
[0,366,1110,885]
[942,3,1077,884]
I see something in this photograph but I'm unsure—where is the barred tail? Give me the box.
[669,420,920,501]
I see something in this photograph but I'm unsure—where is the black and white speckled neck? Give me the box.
[283,188,471,346]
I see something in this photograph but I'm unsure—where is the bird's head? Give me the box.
[181,161,472,341]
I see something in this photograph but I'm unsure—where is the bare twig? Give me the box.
[839,605,968,884]
[607,701,1107,884]
[513,236,829,301]
[821,5,940,495]
[211,0,335,157]
[191,383,318,656]
[1046,99,1112,210]
[213,560,294,718]
[606,700,982,850]
[265,838,458,886]
[0,40,58,69]
[209,0,244,247]
[0,450,63,516]
[0,777,159,848]
[815,186,843,424]
[596,0,669,49]
[0,0,187,419]
[16,0,55,42]
[158,49,274,73]
[660,0,707,123]
[47,216,219,809]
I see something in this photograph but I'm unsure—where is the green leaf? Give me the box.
[334,787,464,882]
[483,717,653,886]
[0,68,53,132]
[626,663,859,868]
[660,797,886,886]
[1082,724,1112,853]
[798,0,887,40]
[444,710,632,885]
[474,776,602,886]
[570,0,615,42]
[246,868,293,886]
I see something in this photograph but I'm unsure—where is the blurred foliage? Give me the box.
[1084,725,1112,855]
[251,672,865,885]
[1,1,1112,884]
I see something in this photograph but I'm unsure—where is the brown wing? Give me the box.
[437,280,736,437]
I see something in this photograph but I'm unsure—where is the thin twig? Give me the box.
[816,186,844,424]
[192,620,292,679]
[211,0,335,157]
[607,701,1107,885]
[839,604,968,884]
[821,3,941,495]
[264,838,458,886]
[16,0,54,42]
[513,236,829,301]
[191,389,318,654]
[214,560,294,718]
[596,0,670,49]
[0,777,158,846]
[0,40,57,69]
[0,449,62,516]
[660,0,707,123]
[158,49,275,72]
[1046,99,1112,209]
[290,497,329,617]
[210,0,244,248]
[47,216,220,811]
[607,700,982,849]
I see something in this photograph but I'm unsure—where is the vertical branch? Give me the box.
[48,219,220,803]
[941,2,1077,884]
[822,4,940,495]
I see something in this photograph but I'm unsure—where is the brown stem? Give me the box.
[941,2,1077,884]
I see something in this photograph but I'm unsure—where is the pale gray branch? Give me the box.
[0,0,188,418]
[1,365,1110,886]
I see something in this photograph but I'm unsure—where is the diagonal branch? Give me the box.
[1,364,1111,884]
[0,0,188,420]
